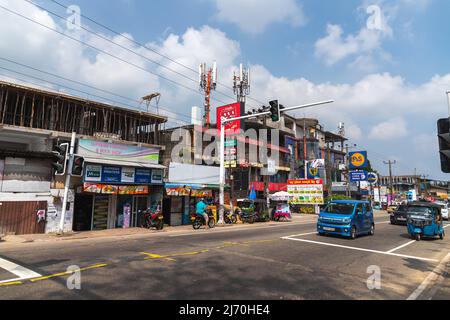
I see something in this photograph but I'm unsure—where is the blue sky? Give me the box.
[1,0,450,179]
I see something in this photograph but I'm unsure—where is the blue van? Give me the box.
[317,200,375,239]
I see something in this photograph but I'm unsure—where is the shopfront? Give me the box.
[73,139,165,231]
[164,162,220,226]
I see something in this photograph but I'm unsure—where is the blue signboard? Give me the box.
[348,151,368,170]
[102,166,122,183]
[135,169,152,184]
[350,170,368,182]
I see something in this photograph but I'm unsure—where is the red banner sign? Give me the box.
[288,179,323,185]
[217,102,244,136]
[250,182,287,192]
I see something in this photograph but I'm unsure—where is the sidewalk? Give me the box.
[0,213,317,245]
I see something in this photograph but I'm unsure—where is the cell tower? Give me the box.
[199,62,217,127]
[233,64,250,103]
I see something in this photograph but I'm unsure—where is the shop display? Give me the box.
[92,196,109,230]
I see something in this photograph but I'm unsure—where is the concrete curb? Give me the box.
[0,216,318,245]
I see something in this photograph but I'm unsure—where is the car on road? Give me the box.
[317,200,375,239]
[390,204,409,225]
[435,201,449,221]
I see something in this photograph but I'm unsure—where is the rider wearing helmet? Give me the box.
[196,198,209,228]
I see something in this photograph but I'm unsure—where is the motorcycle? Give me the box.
[139,205,164,230]
[190,209,216,229]
[224,208,238,224]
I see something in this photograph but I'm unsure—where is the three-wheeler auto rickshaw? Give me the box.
[406,202,445,241]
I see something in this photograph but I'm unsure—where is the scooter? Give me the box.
[139,206,164,230]
[191,209,216,229]
[224,208,238,224]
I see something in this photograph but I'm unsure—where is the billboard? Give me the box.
[78,139,160,164]
[216,102,245,136]
[349,151,368,169]
[287,179,324,205]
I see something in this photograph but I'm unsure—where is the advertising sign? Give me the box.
[84,165,102,182]
[121,167,135,183]
[287,179,324,205]
[123,203,131,229]
[78,139,160,164]
[349,170,368,182]
[135,169,152,184]
[151,169,164,184]
[367,172,378,185]
[349,151,368,169]
[216,102,245,136]
[102,166,122,183]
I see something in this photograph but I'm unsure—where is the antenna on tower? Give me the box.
[199,61,217,127]
[233,64,251,103]
[338,122,345,137]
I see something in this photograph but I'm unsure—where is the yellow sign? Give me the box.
[350,152,366,168]
[308,167,318,177]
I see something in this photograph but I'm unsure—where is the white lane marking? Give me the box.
[0,257,41,284]
[386,240,417,253]
[282,231,318,238]
[169,220,318,237]
[281,237,438,262]
[407,252,450,300]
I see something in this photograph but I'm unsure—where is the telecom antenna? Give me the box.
[233,63,251,103]
[199,61,217,127]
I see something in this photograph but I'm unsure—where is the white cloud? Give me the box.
[368,117,408,140]
[0,0,448,178]
[213,0,306,34]
[314,23,390,67]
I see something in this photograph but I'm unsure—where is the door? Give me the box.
[132,196,148,227]
[355,203,365,233]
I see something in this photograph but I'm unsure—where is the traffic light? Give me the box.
[437,117,450,173]
[71,156,85,177]
[269,100,280,122]
[52,143,68,175]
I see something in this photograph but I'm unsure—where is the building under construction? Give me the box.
[0,81,167,235]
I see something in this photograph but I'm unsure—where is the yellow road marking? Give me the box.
[0,281,23,287]
[30,263,108,282]
[141,249,209,261]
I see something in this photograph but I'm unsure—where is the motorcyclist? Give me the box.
[196,198,209,228]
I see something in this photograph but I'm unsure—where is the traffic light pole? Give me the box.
[218,100,334,224]
[58,131,76,235]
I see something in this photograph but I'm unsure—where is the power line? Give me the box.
[0,56,194,122]
[0,67,192,126]
[47,0,269,107]
[0,4,234,107]
[24,0,266,110]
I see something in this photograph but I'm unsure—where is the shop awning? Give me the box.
[165,182,220,189]
[83,157,166,170]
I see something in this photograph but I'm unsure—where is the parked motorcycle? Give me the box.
[190,209,216,229]
[224,208,238,224]
[139,205,164,230]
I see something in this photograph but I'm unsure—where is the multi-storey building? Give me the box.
[0,81,167,235]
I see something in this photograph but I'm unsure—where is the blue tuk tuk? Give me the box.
[406,202,445,241]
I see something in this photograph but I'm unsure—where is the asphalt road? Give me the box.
[1,214,450,300]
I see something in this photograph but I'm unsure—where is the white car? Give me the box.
[436,202,449,220]
[442,205,449,221]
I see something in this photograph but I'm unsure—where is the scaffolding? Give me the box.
[0,81,167,145]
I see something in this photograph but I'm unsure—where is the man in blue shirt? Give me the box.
[196,198,209,228]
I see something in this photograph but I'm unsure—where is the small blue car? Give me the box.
[317,200,375,239]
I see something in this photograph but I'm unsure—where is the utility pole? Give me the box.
[218,100,334,224]
[199,62,217,127]
[345,144,350,197]
[383,160,396,205]
[58,131,76,235]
